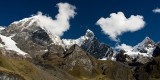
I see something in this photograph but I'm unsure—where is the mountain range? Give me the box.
[0,15,160,80]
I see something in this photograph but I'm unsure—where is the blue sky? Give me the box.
[0,0,160,47]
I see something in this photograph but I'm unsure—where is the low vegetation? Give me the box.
[0,52,58,80]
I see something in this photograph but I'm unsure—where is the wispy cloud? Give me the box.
[32,2,76,36]
[96,12,145,41]
[115,43,133,51]
[153,8,160,13]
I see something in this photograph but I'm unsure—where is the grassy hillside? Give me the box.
[95,60,134,80]
[0,53,59,80]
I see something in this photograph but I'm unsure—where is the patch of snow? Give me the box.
[0,34,28,55]
[99,57,116,61]
[62,38,86,49]
[13,17,32,24]
[145,47,155,55]
[44,49,48,52]
[0,26,5,31]
[124,50,152,59]
[104,48,110,58]
[99,58,107,60]
[49,35,62,45]
[111,57,116,61]
[62,29,94,49]
[0,43,4,47]
[0,26,5,33]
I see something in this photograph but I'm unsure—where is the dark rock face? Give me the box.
[62,45,94,71]
[116,50,132,63]
[31,28,51,46]
[0,38,4,45]
[41,44,65,64]
[153,47,160,57]
[153,44,160,57]
[81,37,113,59]
[134,57,160,80]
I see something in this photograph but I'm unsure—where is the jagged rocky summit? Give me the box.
[0,15,113,60]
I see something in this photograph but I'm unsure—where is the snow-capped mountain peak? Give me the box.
[133,37,155,53]
[114,37,156,64]
[12,15,52,34]
[5,16,96,50]
[85,29,94,39]
[62,29,95,49]
[115,37,156,64]
[139,37,155,47]
[11,10,75,37]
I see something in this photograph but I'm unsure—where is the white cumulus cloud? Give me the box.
[153,8,160,13]
[32,2,76,36]
[96,12,145,41]
[115,43,133,51]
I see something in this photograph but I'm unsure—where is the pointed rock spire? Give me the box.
[85,29,95,38]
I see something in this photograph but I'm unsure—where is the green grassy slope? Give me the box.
[0,53,59,80]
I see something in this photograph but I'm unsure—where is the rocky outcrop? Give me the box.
[60,45,97,78]
[153,42,160,57]
[81,37,114,59]
[40,44,98,79]
[134,56,160,80]
[0,72,25,80]
[116,50,133,63]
